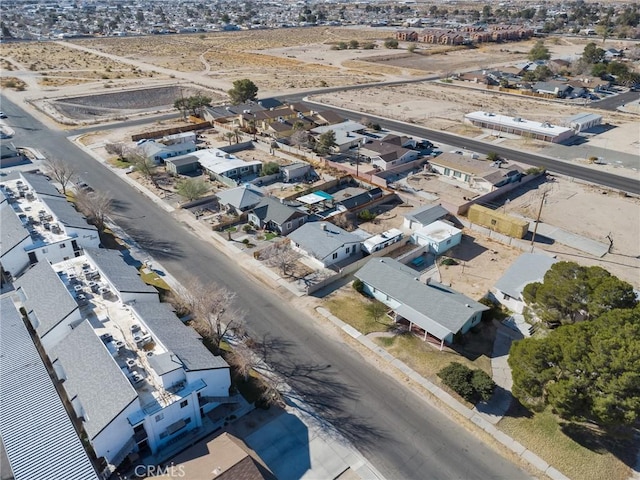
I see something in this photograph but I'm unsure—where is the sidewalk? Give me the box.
[316,306,570,480]
[74,136,567,480]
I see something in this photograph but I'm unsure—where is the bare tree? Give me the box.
[178,279,244,354]
[104,142,128,160]
[227,343,258,382]
[127,148,159,188]
[290,130,309,151]
[43,157,75,195]
[262,240,301,277]
[75,189,112,232]
[366,300,388,325]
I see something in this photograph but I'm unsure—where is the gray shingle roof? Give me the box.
[216,185,263,211]
[250,197,306,226]
[0,206,29,258]
[148,352,183,376]
[0,298,98,480]
[50,320,138,440]
[288,222,363,261]
[404,203,448,227]
[166,155,200,167]
[84,248,158,295]
[15,261,79,337]
[41,196,97,231]
[21,172,64,198]
[131,302,228,372]
[494,253,558,300]
[355,257,489,335]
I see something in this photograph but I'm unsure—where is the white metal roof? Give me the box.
[465,111,572,137]
[0,297,98,480]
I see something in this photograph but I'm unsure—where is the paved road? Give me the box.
[288,98,640,195]
[1,95,530,480]
[589,90,639,111]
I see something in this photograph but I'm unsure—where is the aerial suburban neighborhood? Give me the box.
[0,1,639,480]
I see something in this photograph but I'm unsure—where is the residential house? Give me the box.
[531,81,573,98]
[428,153,489,185]
[492,253,558,313]
[332,186,383,211]
[379,134,418,149]
[309,110,345,126]
[203,102,267,125]
[355,257,489,347]
[189,149,262,185]
[0,297,98,480]
[165,432,275,480]
[248,197,308,235]
[479,167,524,191]
[395,29,418,41]
[310,121,368,153]
[359,141,419,171]
[14,260,82,351]
[362,228,404,254]
[403,203,449,231]
[139,140,197,164]
[604,48,622,60]
[216,184,264,215]
[411,220,462,255]
[161,131,197,146]
[288,221,365,268]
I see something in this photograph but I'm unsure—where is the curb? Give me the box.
[315,307,570,480]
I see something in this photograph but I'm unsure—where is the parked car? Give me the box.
[0,112,7,119]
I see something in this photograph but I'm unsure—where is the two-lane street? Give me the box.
[0,95,531,479]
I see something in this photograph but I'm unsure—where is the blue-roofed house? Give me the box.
[355,257,489,348]
[492,253,558,313]
[288,221,366,268]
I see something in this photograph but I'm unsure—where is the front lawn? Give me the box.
[324,288,393,335]
[499,408,632,480]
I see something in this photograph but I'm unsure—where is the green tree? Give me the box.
[524,262,637,326]
[174,94,212,118]
[384,38,399,49]
[486,151,501,162]
[471,370,496,402]
[509,307,640,428]
[591,62,608,78]
[528,41,551,61]
[176,178,209,201]
[260,161,280,177]
[582,42,606,64]
[348,39,359,49]
[606,61,629,76]
[315,130,337,155]
[228,79,258,105]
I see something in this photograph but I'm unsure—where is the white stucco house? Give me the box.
[355,257,489,348]
[412,220,462,255]
[288,222,366,268]
[492,253,558,313]
[403,203,449,231]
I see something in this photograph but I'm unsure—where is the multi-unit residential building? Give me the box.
[0,171,100,281]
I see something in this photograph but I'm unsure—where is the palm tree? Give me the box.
[224,132,234,145]
[233,128,241,144]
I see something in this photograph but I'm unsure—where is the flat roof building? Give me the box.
[465,111,574,143]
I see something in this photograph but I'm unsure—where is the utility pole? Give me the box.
[530,189,548,251]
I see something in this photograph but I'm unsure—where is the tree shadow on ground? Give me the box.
[250,334,387,446]
[123,226,185,261]
[502,397,534,419]
[560,423,639,468]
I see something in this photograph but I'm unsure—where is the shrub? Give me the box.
[242,224,252,232]
[438,362,496,403]
[260,162,280,177]
[353,279,364,293]
[384,38,399,49]
[438,363,475,401]
[441,257,458,266]
[357,209,376,221]
[470,370,496,401]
